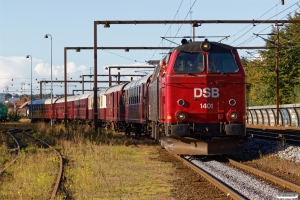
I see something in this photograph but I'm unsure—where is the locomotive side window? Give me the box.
[208,52,239,73]
[173,52,204,73]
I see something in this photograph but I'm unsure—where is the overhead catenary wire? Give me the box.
[149,0,197,62]
[229,2,282,46]
[231,1,300,47]
[148,0,184,62]
[236,5,300,47]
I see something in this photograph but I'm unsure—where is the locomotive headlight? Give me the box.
[229,112,238,120]
[176,112,186,121]
[201,40,211,51]
[226,109,239,122]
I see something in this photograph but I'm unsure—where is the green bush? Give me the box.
[7,111,22,122]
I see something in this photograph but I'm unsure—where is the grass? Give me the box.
[57,142,173,199]
[0,146,58,199]
[0,121,175,199]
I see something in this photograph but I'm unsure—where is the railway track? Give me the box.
[0,129,63,200]
[174,155,300,199]
[247,128,300,143]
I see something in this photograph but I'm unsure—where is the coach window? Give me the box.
[137,87,139,103]
[134,87,137,104]
[132,88,134,104]
[135,87,136,104]
[134,87,136,104]
[208,52,239,73]
[130,89,132,104]
[138,86,141,103]
[129,89,132,104]
[174,52,204,73]
[133,87,135,104]
[133,88,135,104]
[133,87,136,104]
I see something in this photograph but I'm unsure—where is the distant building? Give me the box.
[8,97,20,105]
[0,93,5,103]
[14,96,29,109]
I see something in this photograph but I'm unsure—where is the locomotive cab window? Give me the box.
[208,52,239,73]
[173,52,204,73]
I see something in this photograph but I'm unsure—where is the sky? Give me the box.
[1,0,300,97]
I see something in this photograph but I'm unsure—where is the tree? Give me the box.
[246,12,300,105]
[243,57,275,106]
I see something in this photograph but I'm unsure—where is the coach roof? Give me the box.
[105,82,129,94]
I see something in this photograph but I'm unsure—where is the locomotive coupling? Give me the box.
[160,136,247,155]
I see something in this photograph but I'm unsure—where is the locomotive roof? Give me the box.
[123,74,151,90]
[45,98,59,104]
[172,41,235,52]
[105,82,129,94]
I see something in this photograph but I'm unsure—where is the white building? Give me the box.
[0,93,5,103]
[8,97,20,104]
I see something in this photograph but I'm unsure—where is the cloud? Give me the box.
[0,56,88,94]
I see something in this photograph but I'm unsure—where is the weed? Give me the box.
[1,122,175,199]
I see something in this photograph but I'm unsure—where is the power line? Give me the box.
[231,1,300,46]
[230,2,281,44]
[148,0,184,62]
[236,6,300,47]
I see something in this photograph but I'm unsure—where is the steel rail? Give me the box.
[0,129,22,175]
[22,129,63,200]
[247,129,300,143]
[174,155,244,200]
[228,159,300,194]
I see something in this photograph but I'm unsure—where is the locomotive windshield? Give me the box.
[208,52,239,73]
[173,52,204,73]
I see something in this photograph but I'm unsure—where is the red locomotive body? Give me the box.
[150,40,247,154]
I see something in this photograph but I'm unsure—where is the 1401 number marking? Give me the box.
[200,103,213,109]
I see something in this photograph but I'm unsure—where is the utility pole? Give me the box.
[275,24,282,126]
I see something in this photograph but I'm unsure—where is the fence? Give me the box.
[246,103,300,127]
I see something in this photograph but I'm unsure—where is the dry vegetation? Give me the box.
[0,147,58,199]
[1,120,300,199]
[0,121,175,199]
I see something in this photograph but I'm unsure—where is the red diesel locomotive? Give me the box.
[29,39,247,155]
[150,39,247,154]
